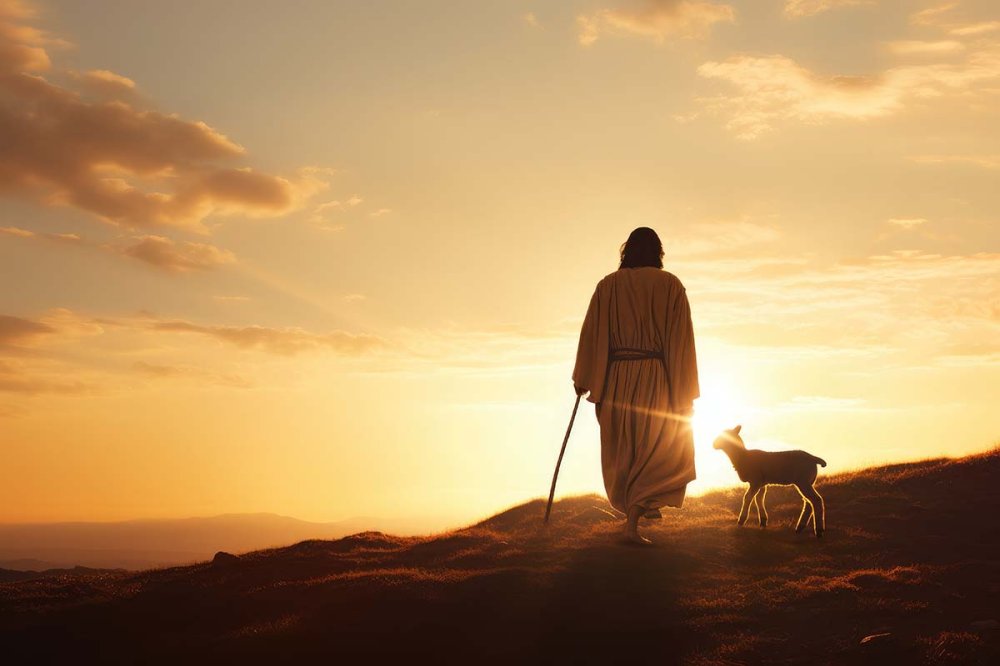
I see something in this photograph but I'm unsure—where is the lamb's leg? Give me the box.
[795,497,813,533]
[803,486,825,537]
[755,486,768,528]
[738,485,760,526]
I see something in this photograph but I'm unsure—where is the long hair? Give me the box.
[619,227,664,269]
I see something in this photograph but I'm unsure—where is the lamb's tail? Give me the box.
[811,455,827,468]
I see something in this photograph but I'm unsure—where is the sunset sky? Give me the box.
[1,0,997,527]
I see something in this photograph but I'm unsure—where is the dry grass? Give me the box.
[1,449,999,664]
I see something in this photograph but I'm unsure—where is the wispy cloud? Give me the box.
[577,0,734,47]
[685,250,1000,357]
[910,3,1000,37]
[887,217,928,229]
[951,21,1000,36]
[775,395,874,412]
[2,224,237,272]
[669,220,782,258]
[151,319,386,356]
[886,40,965,55]
[911,3,958,27]
[0,360,91,394]
[70,68,136,97]
[0,309,103,396]
[312,195,362,216]
[909,154,1000,169]
[0,306,386,406]
[121,235,236,272]
[388,322,575,377]
[132,361,251,388]
[783,0,870,18]
[308,194,383,230]
[0,314,54,347]
[1,225,82,244]
[694,40,1000,138]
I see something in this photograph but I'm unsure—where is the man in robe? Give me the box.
[573,227,699,544]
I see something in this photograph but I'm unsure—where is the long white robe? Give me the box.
[572,267,699,512]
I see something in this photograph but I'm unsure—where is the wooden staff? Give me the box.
[544,393,582,524]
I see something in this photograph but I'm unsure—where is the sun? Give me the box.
[692,381,745,444]
[690,377,751,491]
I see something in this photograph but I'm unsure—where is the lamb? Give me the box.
[712,425,827,538]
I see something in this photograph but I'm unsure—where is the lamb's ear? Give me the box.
[733,425,742,434]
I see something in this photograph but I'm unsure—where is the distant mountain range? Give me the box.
[0,512,452,571]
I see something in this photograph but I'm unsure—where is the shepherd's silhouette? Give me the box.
[573,227,700,544]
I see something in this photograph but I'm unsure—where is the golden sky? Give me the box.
[1,0,997,527]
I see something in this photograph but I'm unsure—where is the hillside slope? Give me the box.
[1,450,999,664]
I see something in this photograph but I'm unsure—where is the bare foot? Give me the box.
[624,504,653,545]
[624,530,653,546]
[644,508,662,520]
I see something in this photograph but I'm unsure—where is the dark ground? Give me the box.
[2,449,999,664]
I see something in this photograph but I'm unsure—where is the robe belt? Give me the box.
[609,347,663,361]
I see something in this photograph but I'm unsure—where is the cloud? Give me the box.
[0,1,329,230]
[369,208,391,217]
[695,42,1000,138]
[0,314,53,346]
[1,225,81,243]
[0,307,386,406]
[0,310,102,394]
[343,293,366,303]
[950,21,1000,36]
[308,194,365,227]
[887,40,965,56]
[523,12,539,28]
[0,309,103,350]
[783,0,870,18]
[0,0,60,74]
[684,250,1000,359]
[121,235,236,272]
[0,360,90,394]
[0,307,386,410]
[2,224,236,272]
[909,154,1000,168]
[670,220,782,257]
[577,0,735,46]
[911,3,958,26]
[71,68,136,98]
[133,361,251,388]
[887,217,928,229]
[910,3,999,36]
[775,395,872,411]
[151,319,386,356]
[386,322,576,377]
[313,195,361,213]
[933,351,1000,368]
[35,307,105,337]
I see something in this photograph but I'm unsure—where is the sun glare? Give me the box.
[690,376,750,493]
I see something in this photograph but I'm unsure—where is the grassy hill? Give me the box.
[2,449,998,664]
